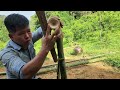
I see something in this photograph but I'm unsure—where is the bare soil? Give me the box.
[37,61,120,79]
[1,60,120,79]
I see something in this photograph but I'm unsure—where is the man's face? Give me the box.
[10,26,32,49]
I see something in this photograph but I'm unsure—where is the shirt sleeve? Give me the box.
[32,27,43,44]
[1,52,26,79]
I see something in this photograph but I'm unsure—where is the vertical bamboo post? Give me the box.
[35,11,58,62]
[56,36,67,79]
[36,11,67,79]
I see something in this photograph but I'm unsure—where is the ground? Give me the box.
[0,57,120,79]
[37,61,120,79]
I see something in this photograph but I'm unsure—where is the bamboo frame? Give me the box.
[36,11,57,62]
[35,11,67,79]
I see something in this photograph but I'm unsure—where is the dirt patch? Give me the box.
[0,67,5,72]
[1,61,120,79]
[37,61,120,79]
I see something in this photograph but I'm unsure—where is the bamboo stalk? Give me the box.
[56,37,67,79]
[35,11,58,62]
[57,61,61,79]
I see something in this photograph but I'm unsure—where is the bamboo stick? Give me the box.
[56,36,67,79]
[35,11,58,62]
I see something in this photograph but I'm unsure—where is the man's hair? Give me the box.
[4,13,29,33]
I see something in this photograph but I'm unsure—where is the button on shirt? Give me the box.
[0,27,43,79]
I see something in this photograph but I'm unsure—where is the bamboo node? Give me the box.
[58,58,64,61]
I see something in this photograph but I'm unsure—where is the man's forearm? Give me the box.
[21,48,49,79]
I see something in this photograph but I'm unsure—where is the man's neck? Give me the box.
[12,40,28,50]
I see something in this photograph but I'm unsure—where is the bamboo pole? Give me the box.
[35,11,67,79]
[56,36,67,79]
[35,11,58,62]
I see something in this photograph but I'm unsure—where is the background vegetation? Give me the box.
[0,11,120,68]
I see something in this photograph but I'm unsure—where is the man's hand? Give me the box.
[41,24,62,52]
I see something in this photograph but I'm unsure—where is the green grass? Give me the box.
[104,52,120,68]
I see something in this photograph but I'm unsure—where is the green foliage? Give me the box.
[0,15,9,51]
[69,11,93,19]
[30,14,40,31]
[0,11,120,68]
[34,39,42,54]
[0,16,9,43]
[30,11,120,53]
[104,52,120,68]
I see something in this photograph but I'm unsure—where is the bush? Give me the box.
[104,53,120,68]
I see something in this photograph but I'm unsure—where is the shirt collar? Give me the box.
[7,40,22,50]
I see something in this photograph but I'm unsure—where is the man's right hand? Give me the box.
[41,24,62,52]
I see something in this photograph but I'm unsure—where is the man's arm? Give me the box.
[0,51,26,79]
[0,48,48,79]
[32,27,43,44]
[21,25,61,79]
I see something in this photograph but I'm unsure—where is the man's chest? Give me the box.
[18,45,36,63]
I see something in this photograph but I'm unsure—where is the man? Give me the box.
[0,13,62,79]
